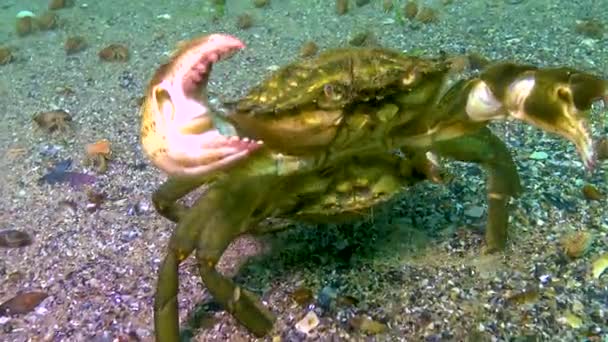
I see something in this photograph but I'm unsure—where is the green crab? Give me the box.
[140,33,607,339]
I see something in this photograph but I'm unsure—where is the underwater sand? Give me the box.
[0,0,607,341]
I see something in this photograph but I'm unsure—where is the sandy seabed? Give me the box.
[1,0,607,341]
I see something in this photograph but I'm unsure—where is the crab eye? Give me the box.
[556,87,572,104]
[323,83,344,101]
[402,72,416,87]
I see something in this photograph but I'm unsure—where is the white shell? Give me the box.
[16,10,36,18]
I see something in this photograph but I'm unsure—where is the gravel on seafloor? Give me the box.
[0,0,607,341]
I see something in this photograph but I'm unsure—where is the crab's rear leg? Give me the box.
[432,127,522,252]
[193,177,277,337]
[155,175,277,340]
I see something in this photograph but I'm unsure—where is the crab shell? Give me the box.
[140,33,607,179]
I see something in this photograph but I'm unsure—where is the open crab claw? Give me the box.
[466,63,608,171]
[140,34,263,177]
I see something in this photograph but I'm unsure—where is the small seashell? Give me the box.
[48,0,72,10]
[506,288,539,305]
[0,230,33,248]
[16,11,36,19]
[252,0,269,8]
[0,291,48,315]
[591,253,608,279]
[561,231,592,259]
[16,15,35,37]
[295,311,320,334]
[98,44,129,62]
[64,36,87,55]
[416,6,439,23]
[33,110,72,132]
[403,0,418,19]
[559,311,583,329]
[0,47,14,65]
[85,139,111,157]
[236,13,253,30]
[336,0,348,15]
[36,11,59,31]
[299,41,318,58]
[349,316,388,335]
[581,184,603,201]
[291,287,313,306]
[336,294,359,307]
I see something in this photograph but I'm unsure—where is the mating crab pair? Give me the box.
[140,34,607,339]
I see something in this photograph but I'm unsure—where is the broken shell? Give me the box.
[0,229,33,248]
[0,291,48,315]
[559,311,583,329]
[349,316,388,335]
[98,44,129,62]
[33,110,72,132]
[295,310,320,334]
[299,41,318,58]
[561,230,593,259]
[582,184,603,201]
[291,287,313,306]
[85,139,111,157]
[506,288,540,305]
[0,47,14,65]
[64,36,87,55]
[591,253,608,279]
[36,11,59,30]
[48,0,72,10]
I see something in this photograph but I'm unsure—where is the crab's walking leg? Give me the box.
[193,177,276,337]
[154,212,198,341]
[155,175,277,340]
[152,175,215,222]
[432,127,522,252]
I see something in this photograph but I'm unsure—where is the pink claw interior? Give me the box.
[156,34,264,177]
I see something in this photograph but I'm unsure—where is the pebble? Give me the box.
[529,151,548,160]
[317,286,338,310]
[464,206,484,218]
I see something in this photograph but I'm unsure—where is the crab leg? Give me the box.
[154,173,277,341]
[192,176,278,337]
[151,176,212,222]
[432,127,521,252]
[140,34,263,178]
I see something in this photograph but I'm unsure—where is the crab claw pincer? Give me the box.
[467,63,607,171]
[140,34,263,177]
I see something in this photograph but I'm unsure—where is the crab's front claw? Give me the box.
[140,34,263,178]
[466,63,607,170]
